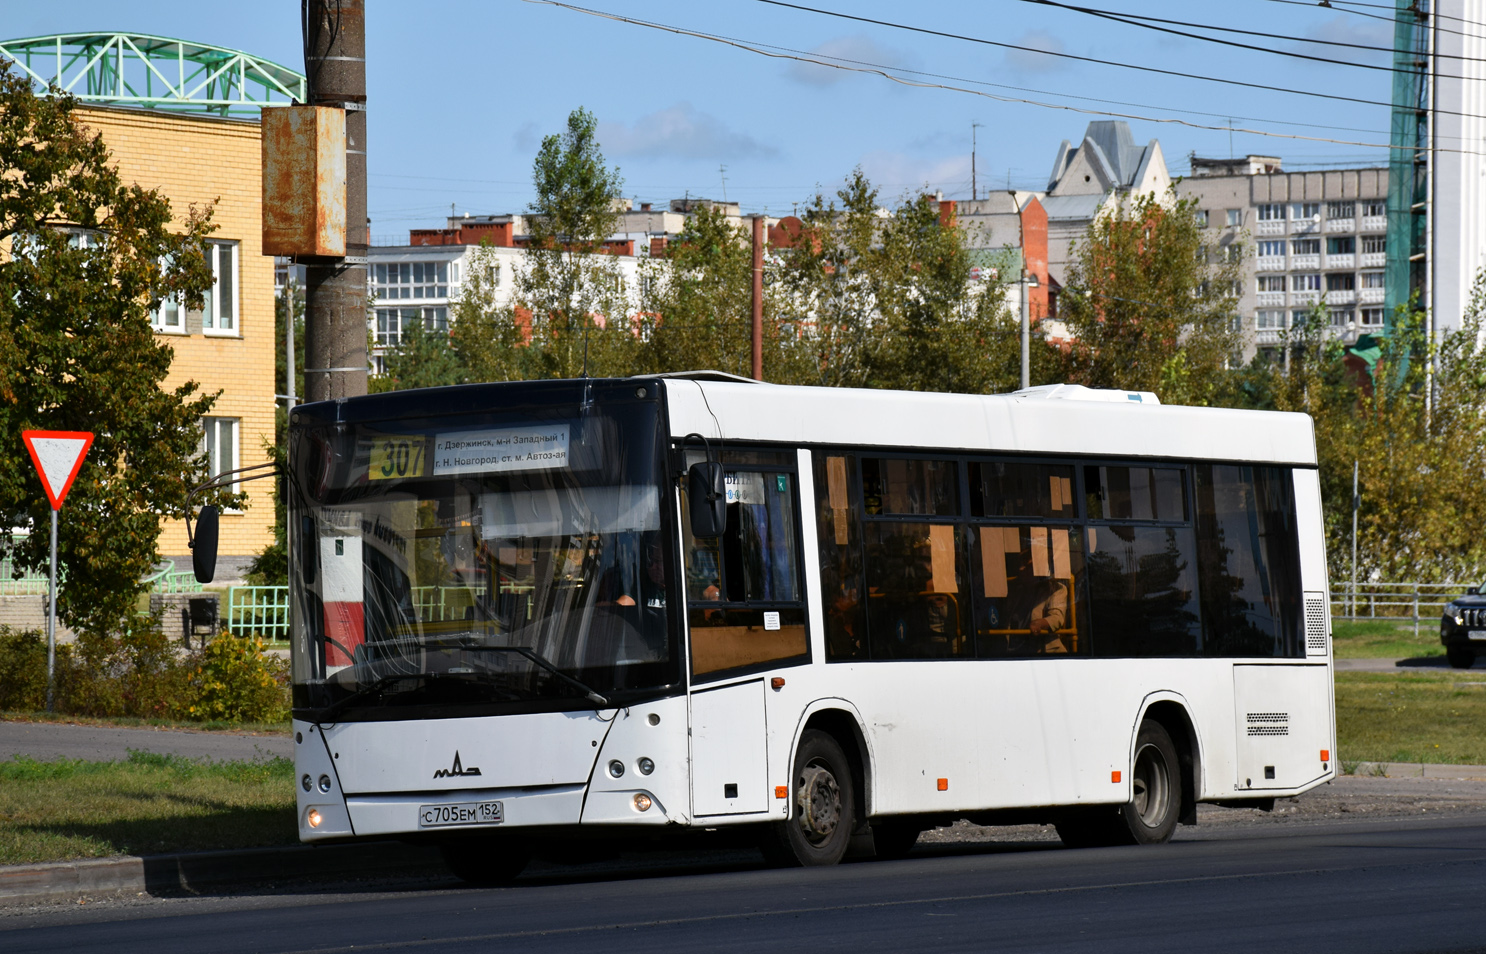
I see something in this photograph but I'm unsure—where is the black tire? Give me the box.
[1056,720,1182,848]
[1447,645,1476,669]
[440,837,531,885]
[871,820,922,860]
[759,729,856,867]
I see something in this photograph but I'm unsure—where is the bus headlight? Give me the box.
[318,774,332,793]
[637,757,654,776]
[608,759,625,778]
[307,808,323,828]
[301,774,312,792]
[633,793,653,812]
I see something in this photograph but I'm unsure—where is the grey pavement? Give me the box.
[0,720,291,763]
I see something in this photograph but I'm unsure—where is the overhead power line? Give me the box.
[1015,0,1486,72]
[749,0,1486,120]
[1254,0,1486,41]
[525,0,1486,155]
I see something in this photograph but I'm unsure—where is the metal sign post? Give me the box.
[21,430,94,713]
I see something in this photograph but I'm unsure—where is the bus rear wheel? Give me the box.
[1056,720,1181,848]
[760,729,856,867]
[440,837,531,885]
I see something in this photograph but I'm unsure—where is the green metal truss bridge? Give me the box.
[0,32,305,116]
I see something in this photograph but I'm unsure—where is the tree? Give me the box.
[373,317,462,392]
[1059,190,1243,405]
[0,62,222,635]
[515,107,633,378]
[450,244,529,384]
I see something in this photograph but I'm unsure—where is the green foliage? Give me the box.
[373,316,462,392]
[185,634,289,723]
[0,61,233,637]
[0,628,78,711]
[449,243,528,384]
[1059,190,1243,405]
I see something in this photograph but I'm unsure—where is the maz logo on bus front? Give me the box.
[433,752,482,779]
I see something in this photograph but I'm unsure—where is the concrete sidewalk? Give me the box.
[0,720,291,763]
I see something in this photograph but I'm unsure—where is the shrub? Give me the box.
[0,627,80,711]
[67,612,193,719]
[185,634,289,723]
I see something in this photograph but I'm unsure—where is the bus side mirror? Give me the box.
[687,461,727,537]
[192,505,220,584]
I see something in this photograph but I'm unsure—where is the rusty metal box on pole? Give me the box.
[262,105,347,258]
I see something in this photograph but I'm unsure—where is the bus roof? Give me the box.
[662,379,1317,467]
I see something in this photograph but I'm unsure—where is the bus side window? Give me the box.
[814,453,866,660]
[972,525,1087,656]
[682,466,808,678]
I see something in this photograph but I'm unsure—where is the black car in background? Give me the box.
[1440,586,1486,669]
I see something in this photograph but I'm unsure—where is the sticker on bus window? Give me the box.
[432,425,569,475]
[368,436,426,481]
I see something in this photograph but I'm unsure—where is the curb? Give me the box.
[0,841,445,906]
[1340,761,1486,780]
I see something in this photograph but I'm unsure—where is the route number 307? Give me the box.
[369,436,425,481]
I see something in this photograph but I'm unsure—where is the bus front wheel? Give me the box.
[760,729,856,867]
[1056,720,1182,848]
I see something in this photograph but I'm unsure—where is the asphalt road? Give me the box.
[0,720,292,762]
[4,813,1485,954]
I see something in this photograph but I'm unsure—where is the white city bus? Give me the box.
[282,374,1335,879]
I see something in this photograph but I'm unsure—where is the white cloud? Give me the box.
[597,104,778,161]
[785,34,910,86]
[856,151,973,199]
[1005,30,1067,73]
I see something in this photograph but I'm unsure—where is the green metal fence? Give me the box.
[225,586,290,642]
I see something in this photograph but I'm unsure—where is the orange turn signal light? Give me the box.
[1320,749,1330,762]
[775,785,788,799]
[1112,771,1122,784]
[936,778,949,791]
[771,677,786,690]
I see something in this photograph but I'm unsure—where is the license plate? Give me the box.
[1468,631,1486,641]
[418,800,504,828]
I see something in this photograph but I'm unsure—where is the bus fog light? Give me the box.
[318,774,332,793]
[307,809,323,828]
[301,774,312,792]
[637,757,654,776]
[608,759,625,778]
[633,793,653,812]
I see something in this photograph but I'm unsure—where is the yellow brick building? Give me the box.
[77,105,276,575]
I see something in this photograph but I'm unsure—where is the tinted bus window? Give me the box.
[862,458,958,516]
[972,524,1088,656]
[969,461,1077,519]
[1086,465,1187,521]
[1087,525,1202,656]
[863,521,969,660]
[1194,465,1303,657]
[814,453,867,660]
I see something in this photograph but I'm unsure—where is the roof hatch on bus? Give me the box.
[1011,384,1160,405]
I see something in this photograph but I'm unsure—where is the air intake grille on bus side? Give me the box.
[1305,597,1328,653]
[1246,712,1290,737]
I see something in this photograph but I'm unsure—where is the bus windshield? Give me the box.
[287,386,677,719]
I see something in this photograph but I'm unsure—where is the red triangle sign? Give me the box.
[22,431,94,510]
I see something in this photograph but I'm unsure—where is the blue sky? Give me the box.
[6,1,1398,238]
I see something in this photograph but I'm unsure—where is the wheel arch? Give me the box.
[791,700,875,820]
[1134,692,1203,826]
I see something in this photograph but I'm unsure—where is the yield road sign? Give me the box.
[22,431,94,510]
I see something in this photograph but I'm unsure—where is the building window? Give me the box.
[373,261,449,300]
[1329,307,1354,327]
[1325,273,1356,292]
[1361,307,1385,326]
[1362,200,1386,217]
[202,242,237,333]
[488,263,502,286]
[1256,309,1286,330]
[1291,238,1321,255]
[1326,236,1355,255]
[201,417,239,492]
[153,255,183,333]
[1226,208,1242,227]
[1195,209,1210,228]
[1290,202,1319,220]
[1257,240,1286,258]
[1361,271,1385,288]
[1293,274,1322,291]
[1291,309,1314,327]
[1257,275,1286,293]
[1257,204,1284,221]
[1326,201,1355,219]
[424,307,449,334]
[1361,235,1386,254]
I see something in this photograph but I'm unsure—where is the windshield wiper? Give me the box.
[310,673,424,724]
[478,647,610,707]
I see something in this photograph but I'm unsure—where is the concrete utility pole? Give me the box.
[303,0,368,401]
[751,216,764,381]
